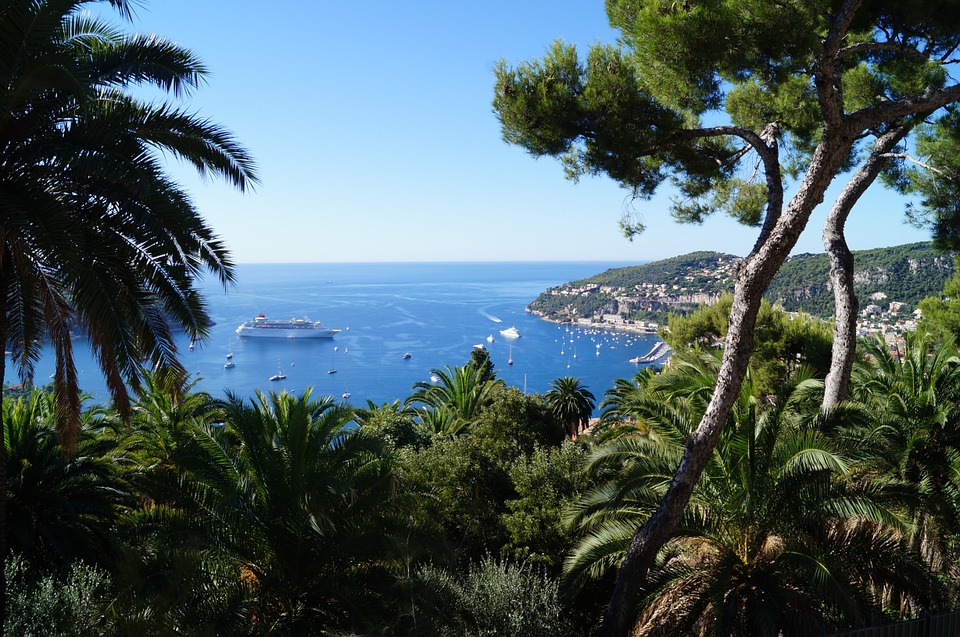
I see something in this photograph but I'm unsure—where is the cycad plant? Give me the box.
[566,356,943,636]
[407,364,503,436]
[179,389,417,635]
[110,372,221,506]
[844,332,960,579]
[5,389,127,573]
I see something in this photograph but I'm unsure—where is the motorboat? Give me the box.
[499,326,520,339]
[402,352,412,360]
[224,361,236,369]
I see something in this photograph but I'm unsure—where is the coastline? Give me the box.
[528,311,662,337]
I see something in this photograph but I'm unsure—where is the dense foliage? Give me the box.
[5,332,960,636]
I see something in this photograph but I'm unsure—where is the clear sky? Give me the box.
[114,0,931,264]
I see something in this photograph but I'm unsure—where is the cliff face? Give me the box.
[528,243,954,323]
[765,244,953,316]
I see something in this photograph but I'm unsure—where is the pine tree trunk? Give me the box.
[0,301,7,627]
[598,136,853,637]
[822,127,909,413]
[822,222,858,414]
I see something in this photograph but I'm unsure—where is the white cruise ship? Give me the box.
[235,314,340,339]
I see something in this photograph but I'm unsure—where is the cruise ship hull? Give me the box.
[235,315,340,339]
[236,326,339,339]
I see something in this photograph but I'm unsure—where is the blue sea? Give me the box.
[5,262,665,413]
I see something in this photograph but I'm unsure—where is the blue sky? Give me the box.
[116,0,930,263]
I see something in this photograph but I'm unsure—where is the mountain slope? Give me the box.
[527,243,954,323]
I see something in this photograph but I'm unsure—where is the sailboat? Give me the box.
[328,346,339,374]
[269,359,286,381]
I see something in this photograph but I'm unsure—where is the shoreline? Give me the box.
[530,312,662,337]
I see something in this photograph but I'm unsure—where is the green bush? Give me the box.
[418,555,577,637]
[5,555,113,637]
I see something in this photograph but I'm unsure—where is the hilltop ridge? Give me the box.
[527,242,954,329]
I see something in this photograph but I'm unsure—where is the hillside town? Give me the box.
[531,257,926,350]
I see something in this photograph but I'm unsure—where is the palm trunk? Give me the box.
[598,136,854,637]
[822,126,910,413]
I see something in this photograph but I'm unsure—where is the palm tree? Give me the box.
[5,389,128,573]
[407,364,503,435]
[599,367,657,427]
[110,371,221,506]
[0,0,257,443]
[180,389,416,635]
[565,359,944,636]
[352,399,426,448]
[844,332,960,577]
[545,376,596,438]
[0,1,256,616]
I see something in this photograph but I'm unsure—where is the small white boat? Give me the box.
[328,369,337,374]
[499,326,520,340]
[270,358,285,380]
[486,334,494,343]
[224,361,236,369]
[402,352,412,360]
[226,352,233,359]
[473,344,485,350]
[342,392,351,399]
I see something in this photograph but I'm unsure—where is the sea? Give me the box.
[4,262,666,414]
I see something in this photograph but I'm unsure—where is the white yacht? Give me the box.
[499,326,520,340]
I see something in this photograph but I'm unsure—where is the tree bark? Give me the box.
[598,135,855,637]
[0,286,7,627]
[822,126,911,413]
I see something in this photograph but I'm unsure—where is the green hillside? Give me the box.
[528,243,954,323]
[767,243,954,315]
